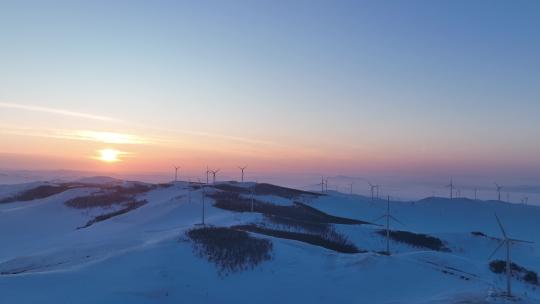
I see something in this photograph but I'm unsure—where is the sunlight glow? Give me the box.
[96,148,122,163]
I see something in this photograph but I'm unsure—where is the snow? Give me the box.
[0,179,538,303]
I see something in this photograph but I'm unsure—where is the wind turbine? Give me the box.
[174,166,180,182]
[195,178,206,225]
[488,213,533,297]
[238,166,247,183]
[521,197,529,205]
[446,178,454,200]
[376,185,380,200]
[318,177,326,193]
[324,178,329,192]
[188,178,192,203]
[495,183,503,201]
[349,182,353,195]
[368,182,376,201]
[373,196,404,255]
[474,188,478,200]
[206,166,210,184]
[209,169,220,184]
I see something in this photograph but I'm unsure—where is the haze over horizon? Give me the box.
[1,1,539,198]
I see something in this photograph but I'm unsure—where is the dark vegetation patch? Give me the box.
[189,183,205,190]
[263,214,330,234]
[157,183,174,188]
[77,200,147,229]
[470,231,500,241]
[0,260,68,275]
[441,269,471,281]
[211,184,250,194]
[471,231,487,237]
[211,183,322,198]
[65,183,153,209]
[233,224,362,254]
[377,230,450,252]
[294,201,366,225]
[0,185,74,203]
[186,227,272,274]
[253,183,321,199]
[65,192,128,208]
[0,181,154,205]
[422,259,478,281]
[489,260,539,285]
[209,191,369,225]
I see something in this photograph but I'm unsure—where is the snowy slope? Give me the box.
[0,179,538,303]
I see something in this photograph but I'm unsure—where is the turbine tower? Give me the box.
[446,178,454,200]
[238,166,247,183]
[349,182,353,195]
[488,213,532,298]
[174,166,180,182]
[373,196,404,255]
[201,184,206,225]
[324,178,329,192]
[206,166,210,184]
[495,183,503,201]
[318,177,326,193]
[196,178,206,225]
[188,178,192,203]
[250,184,256,212]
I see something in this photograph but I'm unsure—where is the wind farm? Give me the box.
[1,1,539,303]
[1,172,540,303]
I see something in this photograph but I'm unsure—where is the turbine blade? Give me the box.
[509,238,534,244]
[371,215,386,223]
[488,240,506,260]
[494,213,507,238]
[389,215,405,226]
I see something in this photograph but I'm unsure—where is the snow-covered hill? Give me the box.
[0,178,538,303]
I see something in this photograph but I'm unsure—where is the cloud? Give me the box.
[0,102,120,122]
[59,130,148,144]
[0,102,275,147]
[0,125,148,145]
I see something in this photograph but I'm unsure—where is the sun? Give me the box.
[97,148,121,163]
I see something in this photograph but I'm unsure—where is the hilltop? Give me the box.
[0,177,538,303]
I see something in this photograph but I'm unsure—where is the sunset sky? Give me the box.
[1,1,539,188]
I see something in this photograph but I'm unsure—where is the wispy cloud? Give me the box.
[0,102,275,147]
[126,121,280,147]
[0,102,120,122]
[59,130,148,144]
[0,125,148,145]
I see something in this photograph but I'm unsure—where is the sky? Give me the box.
[0,1,539,197]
